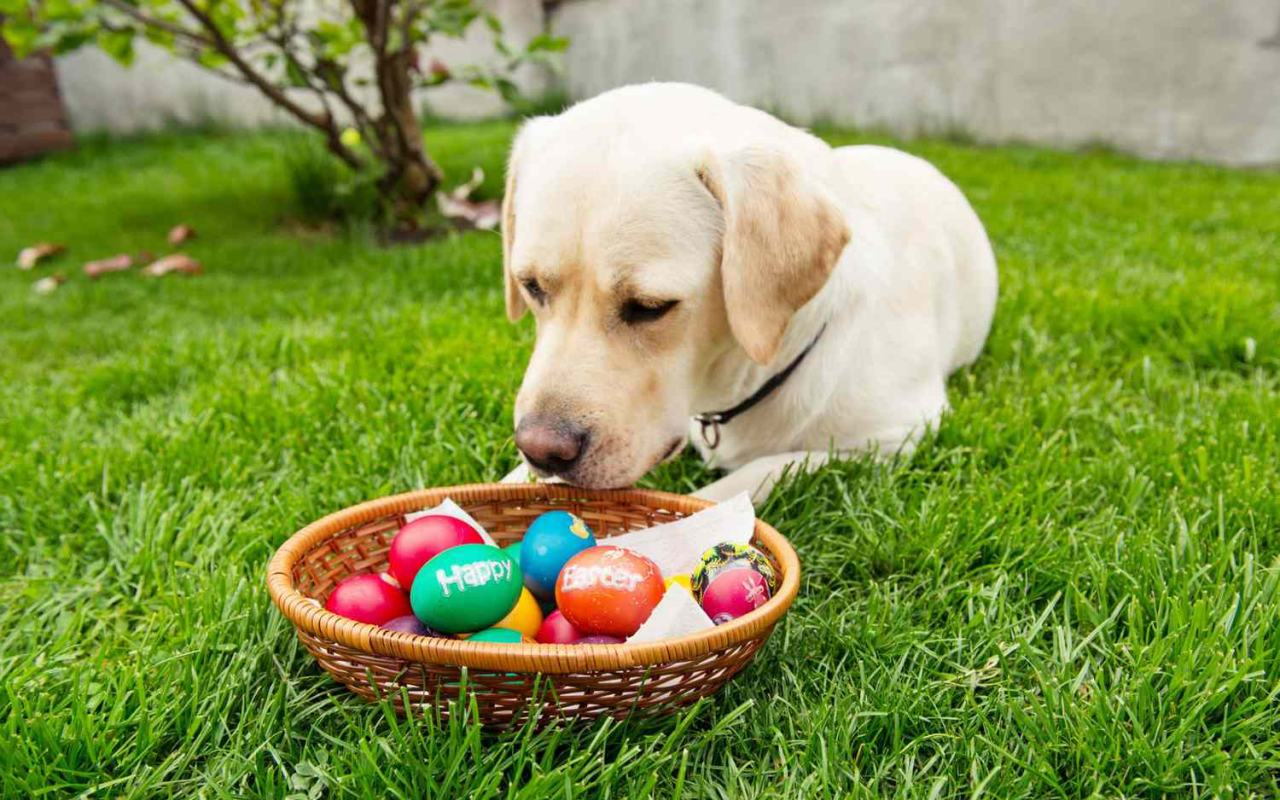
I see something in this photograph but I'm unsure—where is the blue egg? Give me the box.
[520,511,597,599]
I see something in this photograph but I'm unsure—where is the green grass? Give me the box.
[2,122,1279,798]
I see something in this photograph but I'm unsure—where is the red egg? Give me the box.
[699,568,771,623]
[388,514,483,589]
[324,573,412,625]
[555,546,665,638]
[535,610,583,644]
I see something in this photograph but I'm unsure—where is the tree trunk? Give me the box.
[376,47,442,230]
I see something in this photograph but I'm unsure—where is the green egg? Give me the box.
[410,544,522,634]
[468,627,525,644]
[502,541,522,563]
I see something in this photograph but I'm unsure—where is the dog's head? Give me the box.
[502,85,849,488]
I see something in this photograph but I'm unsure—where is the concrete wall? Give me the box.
[551,0,1280,166]
[56,0,549,133]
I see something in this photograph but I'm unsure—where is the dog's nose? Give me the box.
[515,416,588,475]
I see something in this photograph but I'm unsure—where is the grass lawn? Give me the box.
[2,121,1279,798]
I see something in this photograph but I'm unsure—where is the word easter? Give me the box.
[434,560,514,597]
[559,563,646,593]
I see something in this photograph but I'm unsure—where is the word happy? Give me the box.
[559,563,645,592]
[434,560,514,597]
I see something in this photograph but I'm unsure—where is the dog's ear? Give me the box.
[697,146,849,364]
[502,164,525,322]
[502,122,540,322]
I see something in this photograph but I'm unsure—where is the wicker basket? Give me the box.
[267,483,800,727]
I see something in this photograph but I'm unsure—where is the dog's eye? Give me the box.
[621,298,679,325]
[522,278,547,305]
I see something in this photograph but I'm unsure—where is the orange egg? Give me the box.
[555,546,665,637]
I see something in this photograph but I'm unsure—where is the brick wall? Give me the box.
[0,39,74,163]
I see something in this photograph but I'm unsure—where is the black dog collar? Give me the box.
[694,324,827,449]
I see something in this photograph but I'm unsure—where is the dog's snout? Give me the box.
[515,415,589,475]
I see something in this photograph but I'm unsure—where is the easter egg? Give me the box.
[555,546,664,637]
[520,511,597,599]
[410,544,522,634]
[691,542,778,600]
[536,610,583,644]
[324,572,412,625]
[388,514,484,589]
[493,588,544,639]
[381,615,451,638]
[468,627,530,644]
[699,568,771,622]
[503,541,522,563]
[577,634,624,644]
[665,573,693,593]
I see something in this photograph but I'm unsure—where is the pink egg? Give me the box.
[388,514,484,589]
[576,634,624,644]
[700,568,771,623]
[381,615,451,638]
[324,573,412,625]
[535,610,583,644]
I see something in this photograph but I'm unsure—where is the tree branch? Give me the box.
[170,0,365,171]
[100,0,211,47]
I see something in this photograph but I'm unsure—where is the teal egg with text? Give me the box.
[410,544,522,634]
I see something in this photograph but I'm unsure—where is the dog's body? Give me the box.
[501,83,997,502]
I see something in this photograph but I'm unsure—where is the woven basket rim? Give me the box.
[266,483,800,674]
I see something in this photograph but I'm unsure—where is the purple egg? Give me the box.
[711,612,737,626]
[577,634,624,644]
[381,615,451,638]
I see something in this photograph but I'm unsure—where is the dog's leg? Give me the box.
[692,451,834,505]
[691,419,933,503]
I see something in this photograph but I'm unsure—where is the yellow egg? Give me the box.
[665,574,693,593]
[493,587,543,639]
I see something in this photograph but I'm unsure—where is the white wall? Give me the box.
[552,0,1280,166]
[56,0,549,133]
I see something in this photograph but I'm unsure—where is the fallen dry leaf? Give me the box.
[141,253,203,277]
[83,253,135,279]
[167,224,197,245]
[17,242,65,270]
[436,167,500,230]
[33,273,67,295]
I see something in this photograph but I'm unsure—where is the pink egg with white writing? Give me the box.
[699,568,771,623]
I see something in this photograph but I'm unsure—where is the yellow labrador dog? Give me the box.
[500,83,997,503]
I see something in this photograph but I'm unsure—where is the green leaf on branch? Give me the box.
[285,58,309,88]
[312,19,359,58]
[1,20,40,57]
[494,76,522,105]
[196,47,229,69]
[142,25,175,50]
[97,28,136,65]
[526,33,568,53]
